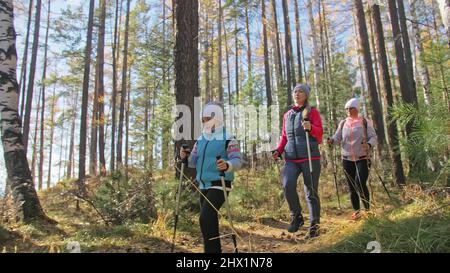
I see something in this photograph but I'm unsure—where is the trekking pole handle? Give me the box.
[216,156,226,177]
[271,150,282,161]
[303,118,312,132]
[181,144,190,164]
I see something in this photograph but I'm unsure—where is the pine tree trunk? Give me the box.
[89,81,98,176]
[262,0,273,106]
[204,14,211,103]
[125,68,131,178]
[97,0,107,176]
[117,0,131,171]
[58,98,65,181]
[31,85,42,185]
[397,0,418,105]
[352,15,368,116]
[0,0,48,223]
[245,2,252,96]
[47,84,56,188]
[78,0,95,196]
[307,0,321,108]
[223,19,232,106]
[67,92,77,179]
[38,0,50,190]
[174,0,199,180]
[368,6,383,112]
[321,0,337,128]
[144,87,149,169]
[19,0,34,120]
[234,13,239,102]
[217,0,223,102]
[293,0,303,83]
[270,0,284,87]
[387,0,416,117]
[22,0,42,154]
[372,4,406,186]
[354,0,386,149]
[110,0,122,172]
[282,0,296,106]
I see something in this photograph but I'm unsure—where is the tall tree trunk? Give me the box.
[78,0,95,196]
[354,0,386,149]
[270,0,284,87]
[110,0,122,172]
[67,91,78,179]
[387,0,416,114]
[245,1,253,97]
[410,0,432,105]
[397,0,418,105]
[125,67,131,178]
[19,0,34,120]
[144,87,149,169]
[97,0,107,176]
[282,0,296,106]
[117,0,131,171]
[0,0,48,223]
[307,0,321,108]
[234,12,239,102]
[31,84,42,185]
[368,5,383,112]
[47,83,56,188]
[372,4,406,186]
[89,82,98,176]
[321,0,336,128]
[223,18,232,106]
[217,0,223,102]
[204,13,211,103]
[352,15,368,116]
[22,0,42,154]
[174,0,199,180]
[38,0,50,190]
[293,0,303,83]
[57,98,65,181]
[262,0,273,107]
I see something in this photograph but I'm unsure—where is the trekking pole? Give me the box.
[171,144,190,253]
[327,139,342,210]
[370,160,392,199]
[360,117,392,200]
[216,156,238,253]
[303,118,314,175]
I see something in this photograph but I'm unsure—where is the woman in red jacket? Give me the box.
[272,84,323,239]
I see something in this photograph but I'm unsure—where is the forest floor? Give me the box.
[1,167,449,253]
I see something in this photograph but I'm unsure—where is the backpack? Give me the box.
[338,117,369,143]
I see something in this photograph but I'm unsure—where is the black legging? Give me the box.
[199,189,228,253]
[343,159,370,211]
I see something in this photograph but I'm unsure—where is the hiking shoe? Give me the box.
[350,211,361,221]
[288,215,304,233]
[304,224,320,239]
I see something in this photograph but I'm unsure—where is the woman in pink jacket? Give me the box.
[327,98,377,220]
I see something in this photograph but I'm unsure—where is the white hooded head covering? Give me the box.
[202,102,224,134]
[345,98,360,111]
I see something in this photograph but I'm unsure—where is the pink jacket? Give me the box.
[330,117,377,161]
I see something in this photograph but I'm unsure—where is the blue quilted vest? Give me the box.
[284,107,321,160]
[195,128,235,189]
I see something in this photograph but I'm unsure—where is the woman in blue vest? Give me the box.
[180,102,242,253]
[272,84,324,238]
